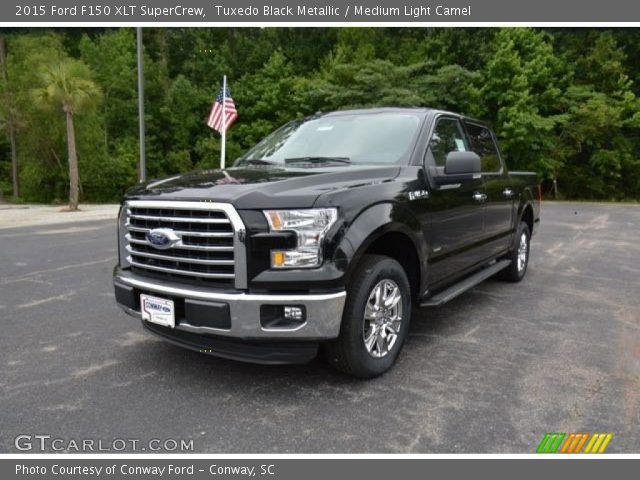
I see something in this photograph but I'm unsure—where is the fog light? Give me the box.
[284,306,304,322]
[260,305,306,329]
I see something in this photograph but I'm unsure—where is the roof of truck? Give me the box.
[320,107,487,126]
[322,107,435,116]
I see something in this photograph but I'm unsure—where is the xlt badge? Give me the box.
[407,190,430,201]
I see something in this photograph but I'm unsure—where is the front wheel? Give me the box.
[498,221,531,282]
[323,254,412,378]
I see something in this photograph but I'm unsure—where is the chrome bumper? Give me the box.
[113,268,346,340]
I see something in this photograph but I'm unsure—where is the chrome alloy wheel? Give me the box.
[362,279,403,358]
[517,232,528,272]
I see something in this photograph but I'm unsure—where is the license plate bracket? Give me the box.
[140,294,175,328]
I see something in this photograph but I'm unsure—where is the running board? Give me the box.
[419,259,511,307]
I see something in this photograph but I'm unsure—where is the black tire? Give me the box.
[498,221,531,282]
[323,254,412,378]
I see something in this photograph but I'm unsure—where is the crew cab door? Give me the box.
[464,121,514,257]
[424,116,487,286]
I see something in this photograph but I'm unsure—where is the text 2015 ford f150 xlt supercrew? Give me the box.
[113,108,540,377]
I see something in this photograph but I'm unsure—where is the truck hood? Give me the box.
[125,165,401,209]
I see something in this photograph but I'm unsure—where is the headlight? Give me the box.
[264,208,338,269]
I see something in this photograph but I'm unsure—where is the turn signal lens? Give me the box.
[271,251,286,268]
[266,210,283,230]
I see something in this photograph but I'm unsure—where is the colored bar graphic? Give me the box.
[537,433,565,453]
[584,434,598,453]
[560,433,573,453]
[538,433,613,454]
[549,433,565,453]
[598,434,613,453]
[573,433,589,453]
[536,433,553,453]
[584,433,614,453]
[592,433,606,452]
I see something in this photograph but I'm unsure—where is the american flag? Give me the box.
[207,85,238,133]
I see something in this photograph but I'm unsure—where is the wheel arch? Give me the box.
[521,203,534,234]
[339,203,426,300]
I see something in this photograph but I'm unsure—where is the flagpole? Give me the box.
[137,27,146,182]
[220,75,227,170]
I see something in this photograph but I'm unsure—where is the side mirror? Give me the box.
[434,151,481,186]
[445,151,481,175]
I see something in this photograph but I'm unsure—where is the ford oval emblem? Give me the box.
[146,228,180,250]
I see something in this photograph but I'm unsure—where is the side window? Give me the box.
[464,122,502,173]
[429,118,468,167]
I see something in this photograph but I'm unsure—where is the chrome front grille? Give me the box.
[124,201,246,287]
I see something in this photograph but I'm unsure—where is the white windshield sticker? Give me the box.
[454,139,466,151]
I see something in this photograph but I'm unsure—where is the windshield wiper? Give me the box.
[284,156,351,166]
[239,159,277,166]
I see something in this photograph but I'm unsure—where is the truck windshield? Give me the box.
[235,112,423,167]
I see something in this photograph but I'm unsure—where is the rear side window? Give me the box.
[429,118,468,167]
[464,122,502,172]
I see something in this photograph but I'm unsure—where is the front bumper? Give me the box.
[113,267,346,362]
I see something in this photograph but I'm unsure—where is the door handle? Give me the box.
[503,187,514,198]
[472,192,487,203]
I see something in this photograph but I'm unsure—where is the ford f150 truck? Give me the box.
[113,108,540,377]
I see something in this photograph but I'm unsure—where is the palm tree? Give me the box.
[33,59,101,210]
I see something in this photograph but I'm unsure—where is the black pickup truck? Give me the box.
[113,108,540,377]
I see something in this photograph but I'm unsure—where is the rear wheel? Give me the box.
[323,254,412,378]
[498,221,530,282]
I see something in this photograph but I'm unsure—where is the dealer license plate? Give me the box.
[140,294,175,328]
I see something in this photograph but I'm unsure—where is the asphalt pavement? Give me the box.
[0,202,638,453]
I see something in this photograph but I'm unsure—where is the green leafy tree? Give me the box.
[558,33,640,199]
[5,33,67,202]
[231,50,298,151]
[480,28,569,183]
[1,27,639,202]
[33,58,102,210]
[0,33,19,198]
[80,29,137,147]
